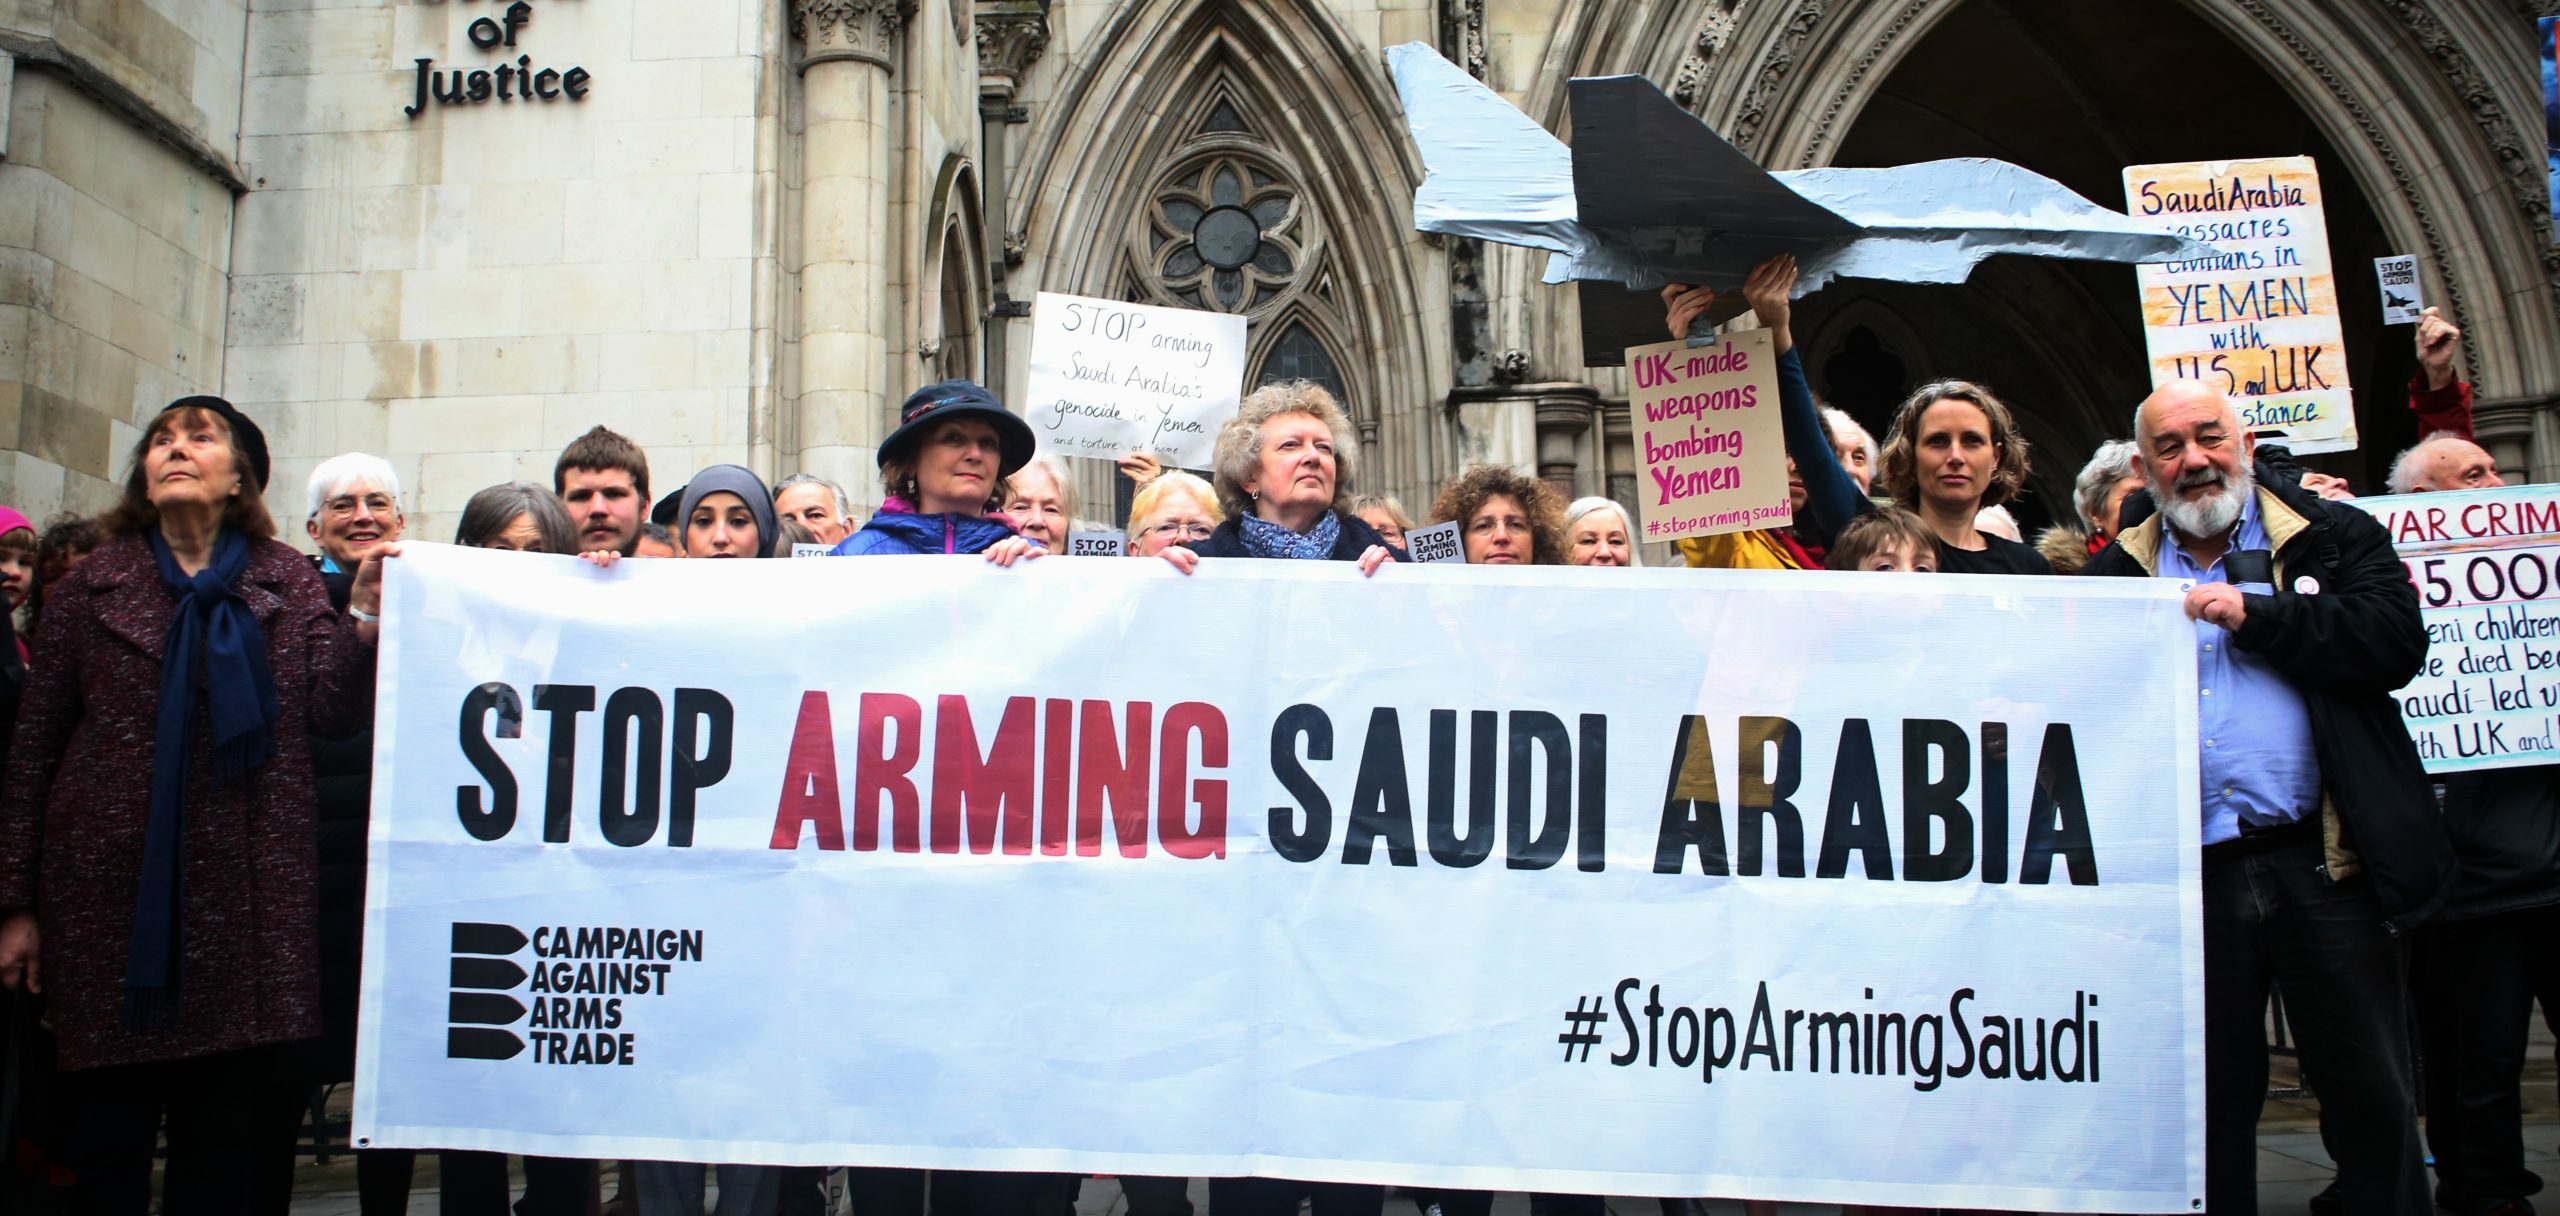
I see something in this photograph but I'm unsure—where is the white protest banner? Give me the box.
[2350,485,2560,772]
[2374,255,2422,325]
[1402,519,1464,564]
[789,544,832,559]
[1625,329,1788,543]
[360,545,2204,1212]
[2124,156,2356,453]
[1066,530,1126,556]
[1025,293,1247,468]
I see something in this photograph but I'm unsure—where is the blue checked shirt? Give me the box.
[2155,492,2321,846]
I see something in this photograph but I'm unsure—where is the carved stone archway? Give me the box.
[1006,0,1453,508]
[1673,0,2560,479]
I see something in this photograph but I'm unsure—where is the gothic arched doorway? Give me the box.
[1793,0,2421,533]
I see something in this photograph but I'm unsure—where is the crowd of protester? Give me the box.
[0,258,2547,1216]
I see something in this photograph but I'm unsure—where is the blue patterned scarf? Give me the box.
[1239,510,1341,560]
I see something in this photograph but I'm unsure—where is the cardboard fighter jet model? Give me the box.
[1384,43,2221,366]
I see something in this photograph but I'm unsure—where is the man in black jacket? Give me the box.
[2086,381,2452,1216]
[2388,446,2560,1216]
[2417,761,2560,1216]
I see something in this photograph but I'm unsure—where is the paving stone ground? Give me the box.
[281,1020,2557,1216]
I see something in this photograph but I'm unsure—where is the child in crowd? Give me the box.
[0,510,35,618]
[0,509,35,666]
[1824,507,1938,573]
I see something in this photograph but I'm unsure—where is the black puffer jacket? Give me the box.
[2437,765,2560,922]
[2084,470,2455,931]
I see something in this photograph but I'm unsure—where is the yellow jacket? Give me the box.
[1678,529,1812,570]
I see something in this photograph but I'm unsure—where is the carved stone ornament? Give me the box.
[1494,348,1532,384]
[976,0,1051,98]
[1674,5,1742,107]
[1729,0,1825,154]
[1447,0,1487,80]
[1729,0,2553,366]
[2370,0,2560,300]
[793,0,909,71]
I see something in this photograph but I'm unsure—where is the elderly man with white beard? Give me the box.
[2084,380,2453,1216]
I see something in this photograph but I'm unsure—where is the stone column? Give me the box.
[2476,395,2560,487]
[974,0,1048,404]
[1598,397,1636,514]
[792,0,905,503]
[1529,383,1598,499]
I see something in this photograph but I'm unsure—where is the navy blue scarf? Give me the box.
[129,529,279,1029]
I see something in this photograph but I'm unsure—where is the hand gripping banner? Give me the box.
[356,544,2205,1211]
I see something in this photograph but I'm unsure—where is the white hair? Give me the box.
[305,452,402,520]
[774,472,850,517]
[2387,431,2471,495]
[1009,451,1077,522]
[2073,440,2141,530]
[2134,385,2253,540]
[1563,496,1644,567]
[1974,504,2022,542]
[1820,407,1878,471]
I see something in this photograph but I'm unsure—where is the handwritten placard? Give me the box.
[1402,520,1464,564]
[1066,531,1126,556]
[1025,293,1248,468]
[2375,255,2422,325]
[2352,485,2560,773]
[1623,329,1787,543]
[2124,156,2355,454]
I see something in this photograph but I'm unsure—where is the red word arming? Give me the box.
[769,693,1229,859]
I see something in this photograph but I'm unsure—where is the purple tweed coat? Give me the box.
[0,533,374,1070]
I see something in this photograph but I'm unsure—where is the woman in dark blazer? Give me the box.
[0,395,385,1215]
[1152,379,1394,1216]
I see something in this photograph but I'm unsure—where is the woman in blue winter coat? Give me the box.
[826,380,1058,1216]
[830,381,1042,565]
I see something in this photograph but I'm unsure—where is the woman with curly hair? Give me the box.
[1873,378,2051,575]
[1428,465,1566,565]
[1165,380,1399,576]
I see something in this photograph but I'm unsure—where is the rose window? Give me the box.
[1146,157,1303,312]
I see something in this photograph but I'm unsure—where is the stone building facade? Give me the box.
[3,0,2554,543]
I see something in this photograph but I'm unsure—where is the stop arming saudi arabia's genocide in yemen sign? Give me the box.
[2122,156,2356,454]
[1025,293,1248,469]
[356,544,2206,1213]
[1624,329,1788,543]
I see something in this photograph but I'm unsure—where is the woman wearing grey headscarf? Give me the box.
[628,466,783,1216]
[676,465,778,559]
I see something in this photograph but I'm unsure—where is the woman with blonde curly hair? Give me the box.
[1126,470,1221,557]
[1160,380,1399,576]
[1429,465,1566,565]
[1874,379,2051,575]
